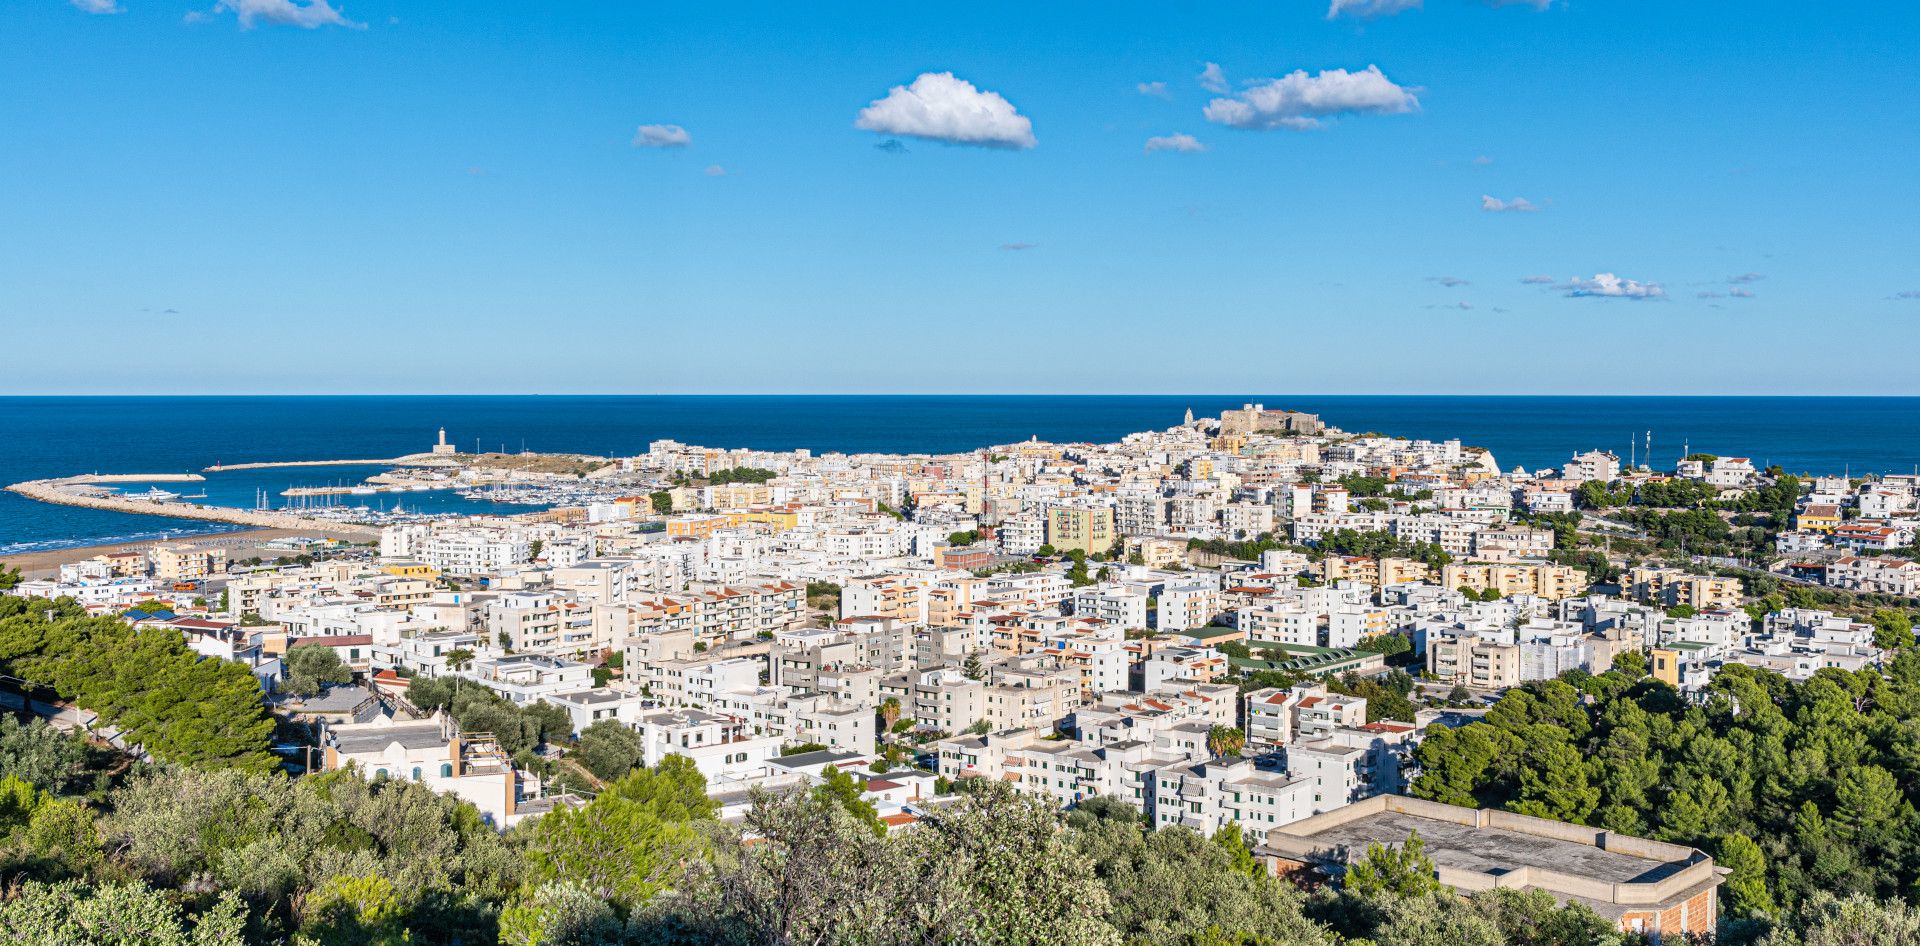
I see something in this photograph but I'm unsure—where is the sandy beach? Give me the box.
[0,527,373,579]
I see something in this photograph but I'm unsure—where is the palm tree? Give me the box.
[1207,725,1246,758]
[879,697,901,730]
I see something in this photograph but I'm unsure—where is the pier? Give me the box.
[202,454,443,473]
[6,475,380,537]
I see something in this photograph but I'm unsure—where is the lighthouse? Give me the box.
[432,427,458,456]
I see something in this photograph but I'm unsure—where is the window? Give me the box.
[412,767,422,780]
[440,763,453,778]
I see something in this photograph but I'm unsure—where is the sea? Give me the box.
[4,395,1920,555]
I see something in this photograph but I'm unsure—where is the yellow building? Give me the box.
[1441,563,1590,601]
[1045,506,1115,558]
[1628,567,1744,611]
[1795,504,1842,533]
[1650,648,1681,687]
[709,483,772,509]
[725,508,800,532]
[148,544,226,582]
[380,561,441,580]
[666,514,728,539]
[1123,536,1188,570]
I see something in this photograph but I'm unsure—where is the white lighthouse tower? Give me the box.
[432,427,458,456]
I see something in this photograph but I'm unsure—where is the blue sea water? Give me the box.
[4,395,1919,554]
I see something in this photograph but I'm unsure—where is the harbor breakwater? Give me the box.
[7,475,381,537]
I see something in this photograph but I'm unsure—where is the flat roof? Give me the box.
[1303,809,1680,884]
[332,721,448,754]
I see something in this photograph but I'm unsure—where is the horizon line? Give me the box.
[5,392,1920,399]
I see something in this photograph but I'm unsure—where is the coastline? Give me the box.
[6,474,382,548]
[0,526,373,578]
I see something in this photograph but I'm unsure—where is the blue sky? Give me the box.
[4,0,1917,395]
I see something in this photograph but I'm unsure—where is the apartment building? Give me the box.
[1046,505,1116,558]
[149,544,227,582]
[1242,684,1367,748]
[1071,586,1149,629]
[841,574,927,624]
[1427,635,1521,690]
[1627,567,1744,611]
[1442,563,1590,601]
[1828,557,1920,596]
[627,581,805,647]
[1157,584,1220,632]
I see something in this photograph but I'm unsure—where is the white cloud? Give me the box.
[1327,0,1422,19]
[633,124,692,149]
[1729,287,1755,298]
[1472,155,1494,166]
[855,72,1036,150]
[1489,0,1553,8]
[71,0,123,14]
[1481,194,1539,213]
[1000,242,1038,251]
[1144,133,1206,154]
[1728,272,1765,284]
[704,165,727,177]
[1428,276,1470,287]
[1197,63,1229,94]
[1519,275,1555,284]
[1137,81,1171,100]
[1894,291,1920,300]
[1560,273,1664,299]
[1202,65,1417,131]
[211,0,360,29]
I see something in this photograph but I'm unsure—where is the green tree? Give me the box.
[0,717,91,797]
[1206,725,1247,758]
[526,755,718,907]
[812,765,884,836]
[297,874,411,946]
[963,649,987,681]
[1066,816,1324,946]
[1509,741,1600,824]
[1833,764,1900,837]
[1467,887,1624,946]
[283,643,352,697]
[665,784,914,946]
[0,880,248,946]
[498,881,625,946]
[1762,893,1920,946]
[901,781,1117,946]
[1718,832,1775,918]
[1366,891,1505,946]
[572,720,645,781]
[1342,830,1440,899]
[1871,609,1915,650]
[1210,823,1261,876]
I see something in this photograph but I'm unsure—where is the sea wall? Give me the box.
[7,478,380,537]
[203,453,444,472]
